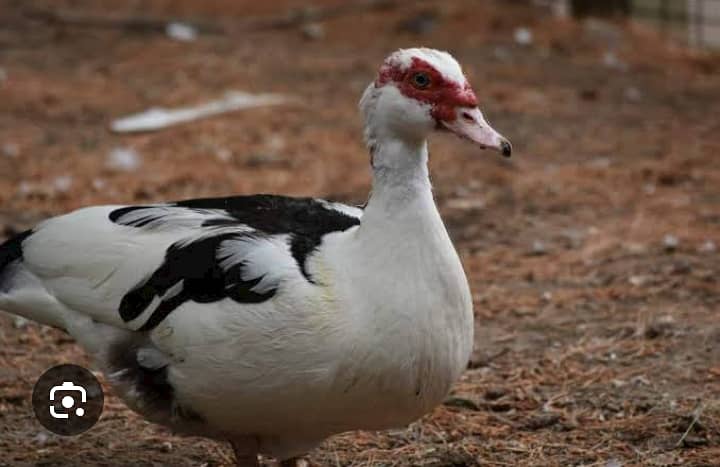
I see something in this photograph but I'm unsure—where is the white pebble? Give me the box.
[663,234,679,251]
[611,379,626,388]
[629,275,649,287]
[215,147,233,162]
[699,240,716,254]
[514,27,533,46]
[165,22,197,42]
[107,147,142,172]
[301,23,325,40]
[17,181,33,195]
[92,178,106,190]
[531,240,547,255]
[52,175,73,193]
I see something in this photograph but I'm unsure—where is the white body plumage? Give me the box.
[1,188,471,458]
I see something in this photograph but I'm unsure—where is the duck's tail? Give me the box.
[0,230,31,287]
[0,230,67,329]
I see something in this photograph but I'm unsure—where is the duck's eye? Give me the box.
[411,72,431,89]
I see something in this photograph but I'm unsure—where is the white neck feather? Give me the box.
[359,83,436,225]
[366,138,432,217]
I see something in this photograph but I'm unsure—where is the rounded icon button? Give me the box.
[32,364,104,436]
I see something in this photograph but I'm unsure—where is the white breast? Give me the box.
[313,191,473,431]
[159,198,472,441]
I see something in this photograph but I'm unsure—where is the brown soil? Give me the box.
[1,1,719,466]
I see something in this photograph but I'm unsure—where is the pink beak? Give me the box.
[441,107,512,157]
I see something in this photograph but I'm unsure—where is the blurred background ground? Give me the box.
[0,0,719,465]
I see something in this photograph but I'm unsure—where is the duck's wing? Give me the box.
[0,195,362,333]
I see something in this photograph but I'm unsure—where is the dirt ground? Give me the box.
[1,0,719,465]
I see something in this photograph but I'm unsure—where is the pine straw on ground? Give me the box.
[1,0,719,466]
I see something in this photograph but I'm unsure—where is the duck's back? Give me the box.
[0,195,362,331]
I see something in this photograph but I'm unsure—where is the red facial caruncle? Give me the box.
[375,57,478,123]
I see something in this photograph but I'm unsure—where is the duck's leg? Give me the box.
[230,437,260,467]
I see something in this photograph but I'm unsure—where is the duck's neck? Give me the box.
[361,136,437,229]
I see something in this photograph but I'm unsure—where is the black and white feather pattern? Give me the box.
[110,196,361,331]
[0,194,361,333]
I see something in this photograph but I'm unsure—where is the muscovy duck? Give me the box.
[0,48,511,466]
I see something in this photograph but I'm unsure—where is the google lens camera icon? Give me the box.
[49,381,87,419]
[32,364,103,436]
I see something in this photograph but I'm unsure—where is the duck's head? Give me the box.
[360,48,511,158]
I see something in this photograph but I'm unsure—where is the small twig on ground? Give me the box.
[468,347,509,368]
[675,402,704,448]
[109,91,292,134]
[488,413,520,428]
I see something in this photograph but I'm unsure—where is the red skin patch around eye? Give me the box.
[375,57,477,122]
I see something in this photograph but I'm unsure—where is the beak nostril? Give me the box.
[500,140,512,158]
[461,112,475,123]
